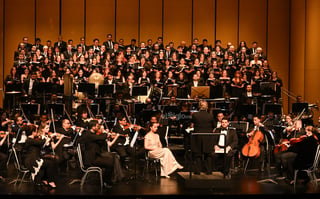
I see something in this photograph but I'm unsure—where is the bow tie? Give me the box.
[221,128,227,131]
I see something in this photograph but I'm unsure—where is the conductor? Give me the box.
[191,100,215,175]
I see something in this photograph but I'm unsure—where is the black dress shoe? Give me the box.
[103,182,112,189]
[194,172,200,175]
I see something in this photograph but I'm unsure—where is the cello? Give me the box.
[241,130,264,158]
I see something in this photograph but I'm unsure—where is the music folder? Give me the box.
[191,86,210,99]
[98,84,115,96]
[292,102,308,114]
[78,83,95,96]
[132,86,148,96]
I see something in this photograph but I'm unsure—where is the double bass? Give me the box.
[241,130,264,158]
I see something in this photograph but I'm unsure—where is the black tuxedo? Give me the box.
[191,110,215,173]
[54,41,67,53]
[103,40,114,50]
[77,44,88,52]
[111,123,135,164]
[22,78,39,97]
[212,127,238,175]
[89,45,101,53]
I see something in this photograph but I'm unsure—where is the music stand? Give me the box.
[259,82,275,96]
[21,103,40,117]
[292,103,308,114]
[47,103,65,116]
[78,83,95,97]
[191,86,210,99]
[133,103,147,115]
[239,104,257,120]
[167,84,178,97]
[132,86,148,96]
[262,103,282,115]
[229,121,249,133]
[98,84,115,97]
[89,103,100,116]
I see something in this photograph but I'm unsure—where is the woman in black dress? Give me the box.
[24,124,58,188]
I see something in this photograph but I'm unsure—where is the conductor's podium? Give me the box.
[176,171,231,189]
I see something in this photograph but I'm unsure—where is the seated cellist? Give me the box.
[242,115,267,172]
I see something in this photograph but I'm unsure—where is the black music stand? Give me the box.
[78,83,95,98]
[89,103,100,116]
[262,103,282,115]
[47,103,65,117]
[229,121,249,133]
[132,86,148,96]
[260,82,275,96]
[292,102,308,114]
[21,103,40,121]
[239,104,257,120]
[98,84,114,97]
[38,82,52,104]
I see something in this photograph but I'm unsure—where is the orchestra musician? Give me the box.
[212,117,238,178]
[144,122,183,178]
[243,115,267,172]
[77,119,124,187]
[74,108,90,129]
[274,125,319,184]
[0,130,10,181]
[274,119,305,181]
[23,124,58,188]
[110,115,137,170]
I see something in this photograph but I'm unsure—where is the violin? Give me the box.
[274,135,308,154]
[242,130,264,158]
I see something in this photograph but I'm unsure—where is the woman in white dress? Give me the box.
[144,122,183,178]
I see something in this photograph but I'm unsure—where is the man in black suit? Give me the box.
[78,119,124,186]
[22,72,39,100]
[212,117,238,178]
[34,38,43,52]
[244,115,267,172]
[90,38,101,53]
[191,100,215,174]
[111,115,136,170]
[127,39,137,53]
[18,37,32,52]
[77,37,87,53]
[54,35,67,53]
[103,33,114,50]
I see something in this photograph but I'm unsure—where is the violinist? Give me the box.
[77,120,124,187]
[282,115,305,139]
[111,115,137,170]
[55,119,75,171]
[274,119,305,181]
[24,124,58,188]
[0,131,10,182]
[274,125,319,184]
[244,115,267,172]
[74,109,90,129]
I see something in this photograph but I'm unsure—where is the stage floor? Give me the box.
[1,147,320,198]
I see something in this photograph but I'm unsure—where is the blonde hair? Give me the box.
[199,100,208,110]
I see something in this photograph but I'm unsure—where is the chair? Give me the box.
[11,147,30,189]
[143,151,161,178]
[76,144,103,191]
[294,144,320,191]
